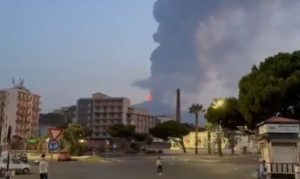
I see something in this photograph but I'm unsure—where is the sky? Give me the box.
[1,1,300,116]
[0,0,157,112]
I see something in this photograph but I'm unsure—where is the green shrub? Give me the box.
[68,143,88,156]
[97,146,106,153]
[130,142,140,150]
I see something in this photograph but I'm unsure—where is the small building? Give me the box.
[257,117,300,178]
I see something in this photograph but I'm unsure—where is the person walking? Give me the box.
[39,154,49,179]
[156,157,163,175]
[259,159,267,179]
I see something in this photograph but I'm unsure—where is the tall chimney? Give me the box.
[176,88,181,123]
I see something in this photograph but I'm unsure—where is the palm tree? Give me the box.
[188,104,205,154]
[205,122,213,155]
[36,135,48,153]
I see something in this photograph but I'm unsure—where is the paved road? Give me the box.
[15,159,256,179]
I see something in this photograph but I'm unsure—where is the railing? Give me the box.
[266,163,297,174]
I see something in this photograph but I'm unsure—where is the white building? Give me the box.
[0,81,41,146]
[155,115,175,123]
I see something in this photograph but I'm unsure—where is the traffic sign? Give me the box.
[113,144,117,148]
[48,141,59,151]
[48,128,63,141]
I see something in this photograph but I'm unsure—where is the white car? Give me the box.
[0,157,30,174]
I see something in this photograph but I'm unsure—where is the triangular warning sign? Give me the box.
[48,128,63,141]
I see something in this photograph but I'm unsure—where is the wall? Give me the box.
[1,89,18,146]
[170,131,229,149]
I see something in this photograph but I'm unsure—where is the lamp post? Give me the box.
[5,125,12,179]
[213,100,223,157]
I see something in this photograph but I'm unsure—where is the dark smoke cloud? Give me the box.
[133,0,300,106]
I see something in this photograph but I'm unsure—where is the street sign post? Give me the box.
[47,128,63,175]
[48,128,63,141]
[105,140,109,158]
[113,144,117,160]
[48,141,59,151]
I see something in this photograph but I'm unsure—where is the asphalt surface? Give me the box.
[15,157,257,179]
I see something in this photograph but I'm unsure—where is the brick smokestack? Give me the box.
[176,88,181,123]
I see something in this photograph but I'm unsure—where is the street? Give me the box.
[15,157,257,179]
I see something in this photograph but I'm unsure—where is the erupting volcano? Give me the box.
[147,94,152,101]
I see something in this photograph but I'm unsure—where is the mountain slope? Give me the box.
[132,100,205,126]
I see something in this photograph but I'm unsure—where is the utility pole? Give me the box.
[5,126,11,179]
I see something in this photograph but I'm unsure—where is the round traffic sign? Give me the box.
[48,141,59,151]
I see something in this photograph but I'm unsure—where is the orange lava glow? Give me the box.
[147,94,152,101]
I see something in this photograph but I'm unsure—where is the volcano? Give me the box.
[132,100,205,125]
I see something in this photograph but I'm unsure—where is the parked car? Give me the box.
[57,152,71,161]
[0,156,30,174]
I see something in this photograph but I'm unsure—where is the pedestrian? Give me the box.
[39,154,49,179]
[156,157,163,175]
[259,159,267,179]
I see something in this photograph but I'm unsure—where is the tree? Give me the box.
[188,103,205,154]
[239,51,300,127]
[36,135,48,153]
[204,122,213,155]
[11,135,23,150]
[133,133,148,142]
[149,121,189,153]
[146,135,153,147]
[39,113,65,127]
[205,97,246,156]
[107,124,135,141]
[63,123,90,156]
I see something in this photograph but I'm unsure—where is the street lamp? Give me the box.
[212,99,223,157]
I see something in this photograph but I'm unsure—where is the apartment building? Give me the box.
[76,98,93,126]
[127,108,160,133]
[53,105,76,123]
[0,82,41,145]
[76,92,158,139]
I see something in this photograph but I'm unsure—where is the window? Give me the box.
[11,158,21,164]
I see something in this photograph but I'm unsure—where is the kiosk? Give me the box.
[257,117,300,179]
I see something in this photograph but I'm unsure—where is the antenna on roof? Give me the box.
[12,77,16,87]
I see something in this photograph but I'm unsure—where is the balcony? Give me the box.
[17,103,31,109]
[16,119,28,124]
[18,95,31,102]
[32,105,41,111]
[15,128,27,133]
[16,110,31,117]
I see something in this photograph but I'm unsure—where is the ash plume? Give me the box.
[134,0,300,106]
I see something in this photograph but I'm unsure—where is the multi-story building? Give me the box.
[0,81,41,146]
[76,92,158,139]
[127,108,159,133]
[76,98,93,126]
[53,105,76,123]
